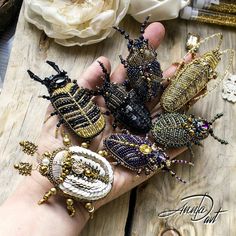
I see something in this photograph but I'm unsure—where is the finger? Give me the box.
[76,56,111,89]
[111,22,165,84]
[163,53,194,79]
[144,22,166,49]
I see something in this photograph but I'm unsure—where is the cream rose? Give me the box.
[128,0,190,23]
[24,0,130,46]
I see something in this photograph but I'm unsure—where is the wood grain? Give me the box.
[131,20,236,236]
[0,4,235,236]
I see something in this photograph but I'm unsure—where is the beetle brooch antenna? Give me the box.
[161,33,235,112]
[94,61,152,134]
[27,61,105,139]
[113,16,163,102]
[104,133,193,183]
[14,134,113,217]
[152,113,228,155]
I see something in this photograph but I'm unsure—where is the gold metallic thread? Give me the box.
[208,3,236,14]
[194,9,236,27]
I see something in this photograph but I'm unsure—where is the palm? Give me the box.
[38,22,187,208]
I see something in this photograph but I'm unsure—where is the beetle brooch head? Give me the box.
[188,113,228,144]
[113,16,163,102]
[28,61,71,94]
[189,117,211,140]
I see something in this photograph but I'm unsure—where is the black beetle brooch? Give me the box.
[27,61,105,139]
[104,133,193,183]
[114,16,163,102]
[95,61,152,134]
[152,113,228,149]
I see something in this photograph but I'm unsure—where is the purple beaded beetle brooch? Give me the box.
[104,133,193,183]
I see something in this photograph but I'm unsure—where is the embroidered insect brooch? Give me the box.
[114,16,163,102]
[94,61,152,134]
[151,113,228,150]
[161,33,235,112]
[15,134,113,218]
[104,133,193,183]
[27,61,105,139]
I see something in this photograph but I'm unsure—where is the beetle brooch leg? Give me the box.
[66,199,76,217]
[165,159,194,183]
[208,113,228,145]
[55,119,64,138]
[38,188,57,205]
[44,111,58,123]
[38,95,51,100]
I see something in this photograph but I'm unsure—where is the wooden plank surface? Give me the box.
[0,3,235,236]
[131,20,236,236]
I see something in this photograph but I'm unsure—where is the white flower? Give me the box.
[128,0,190,23]
[24,0,130,46]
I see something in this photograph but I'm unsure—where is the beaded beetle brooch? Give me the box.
[104,133,193,183]
[15,134,113,217]
[95,61,152,134]
[114,16,163,102]
[161,33,235,112]
[28,61,105,139]
[152,113,228,150]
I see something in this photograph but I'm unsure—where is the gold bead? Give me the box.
[51,188,57,195]
[59,177,64,182]
[102,150,108,157]
[39,165,48,175]
[139,144,152,154]
[63,136,71,146]
[43,151,51,157]
[81,142,88,149]
[14,164,19,169]
[67,199,74,206]
[98,150,104,156]
[85,202,92,210]
[65,161,71,166]
[85,169,91,176]
[166,160,171,167]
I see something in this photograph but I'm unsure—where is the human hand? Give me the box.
[0,22,190,236]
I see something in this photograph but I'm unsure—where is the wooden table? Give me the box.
[0,4,235,236]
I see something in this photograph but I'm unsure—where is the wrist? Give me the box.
[0,172,90,236]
